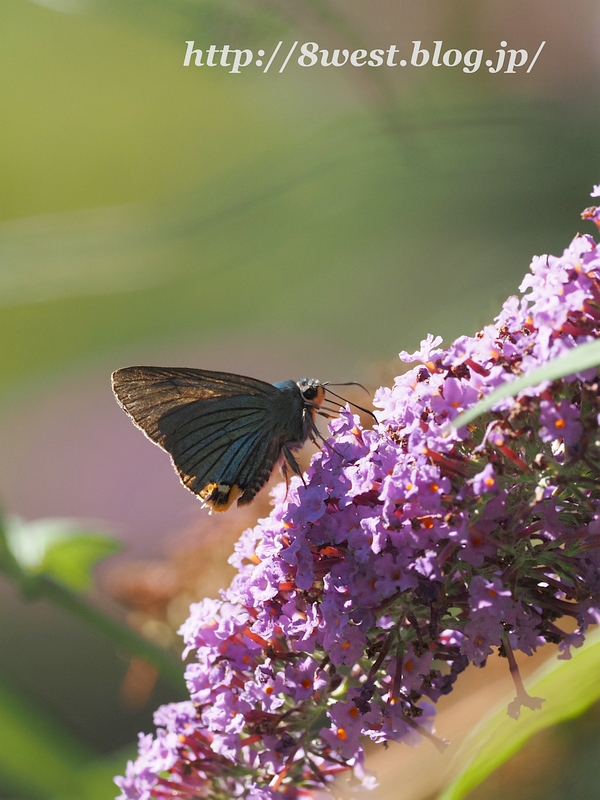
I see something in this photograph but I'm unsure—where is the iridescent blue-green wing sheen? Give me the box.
[111,366,284,510]
[166,397,276,497]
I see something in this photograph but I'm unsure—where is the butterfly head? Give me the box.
[296,378,326,408]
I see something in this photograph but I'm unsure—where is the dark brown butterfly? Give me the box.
[111,366,330,512]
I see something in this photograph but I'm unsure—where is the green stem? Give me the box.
[0,516,186,692]
[34,575,187,692]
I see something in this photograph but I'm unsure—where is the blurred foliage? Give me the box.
[1,0,600,391]
[0,662,135,800]
[465,696,600,800]
[2,0,600,798]
[0,510,184,798]
[0,512,185,688]
[5,516,120,591]
[439,627,600,800]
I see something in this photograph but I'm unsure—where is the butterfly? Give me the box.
[111,366,368,513]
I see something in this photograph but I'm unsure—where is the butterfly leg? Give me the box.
[306,414,345,459]
[282,445,307,488]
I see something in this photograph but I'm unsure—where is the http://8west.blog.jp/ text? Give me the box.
[183,39,546,75]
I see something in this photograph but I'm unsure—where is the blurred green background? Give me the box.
[1,0,600,798]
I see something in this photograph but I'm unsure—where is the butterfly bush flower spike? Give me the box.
[116,192,600,799]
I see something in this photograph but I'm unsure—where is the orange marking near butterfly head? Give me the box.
[306,383,326,423]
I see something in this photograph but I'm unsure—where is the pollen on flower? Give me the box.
[430,483,440,492]
[555,418,566,429]
[336,727,348,740]
[349,707,360,718]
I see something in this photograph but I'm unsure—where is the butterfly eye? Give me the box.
[298,380,325,405]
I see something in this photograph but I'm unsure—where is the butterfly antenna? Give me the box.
[324,381,370,395]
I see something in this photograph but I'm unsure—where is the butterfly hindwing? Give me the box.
[111,366,297,510]
[168,401,275,495]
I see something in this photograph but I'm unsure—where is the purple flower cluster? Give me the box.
[116,198,600,800]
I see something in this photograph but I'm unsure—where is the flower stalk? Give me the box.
[116,192,600,800]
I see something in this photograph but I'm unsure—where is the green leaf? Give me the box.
[0,668,91,799]
[438,626,600,800]
[449,338,600,430]
[4,517,121,591]
[0,515,184,689]
[76,746,138,800]
[0,665,138,800]
[39,535,121,592]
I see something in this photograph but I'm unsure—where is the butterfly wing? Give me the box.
[111,366,287,510]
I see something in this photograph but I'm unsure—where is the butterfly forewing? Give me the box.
[111,366,289,510]
[112,367,277,436]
